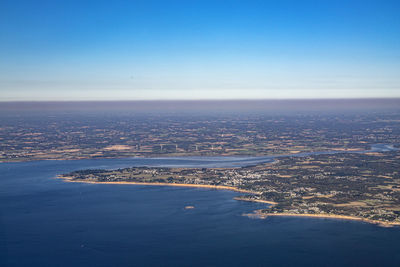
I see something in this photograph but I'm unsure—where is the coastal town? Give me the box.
[60,149,400,226]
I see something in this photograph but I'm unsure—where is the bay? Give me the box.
[1,153,400,266]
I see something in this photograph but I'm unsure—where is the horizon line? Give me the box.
[1,97,400,103]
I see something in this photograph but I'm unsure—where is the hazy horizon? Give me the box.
[1,98,399,113]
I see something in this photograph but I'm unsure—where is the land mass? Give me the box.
[58,149,400,227]
[2,111,400,162]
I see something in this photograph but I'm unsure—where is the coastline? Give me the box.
[233,196,277,205]
[58,175,255,194]
[58,175,400,228]
[245,210,400,228]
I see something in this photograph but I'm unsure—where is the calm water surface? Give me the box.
[1,154,400,266]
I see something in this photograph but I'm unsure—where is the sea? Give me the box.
[1,151,400,266]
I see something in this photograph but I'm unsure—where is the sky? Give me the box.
[0,0,399,101]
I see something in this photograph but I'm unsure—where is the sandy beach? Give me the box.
[233,196,277,205]
[245,210,400,227]
[58,176,255,194]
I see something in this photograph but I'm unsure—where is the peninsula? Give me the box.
[58,149,400,227]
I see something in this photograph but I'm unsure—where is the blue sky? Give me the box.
[0,0,399,100]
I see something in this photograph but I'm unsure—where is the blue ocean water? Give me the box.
[1,156,400,267]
